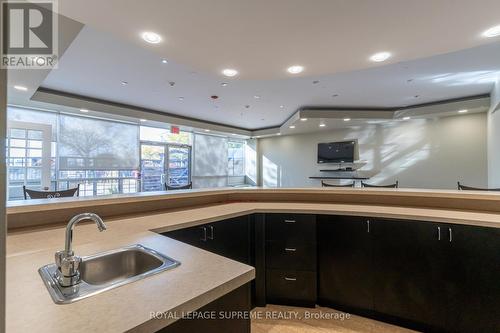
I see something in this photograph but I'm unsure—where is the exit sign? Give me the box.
[171,126,180,134]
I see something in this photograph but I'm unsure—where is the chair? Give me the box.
[165,182,192,190]
[457,182,500,191]
[23,184,80,200]
[321,181,355,188]
[361,181,399,188]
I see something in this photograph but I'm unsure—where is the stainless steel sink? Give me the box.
[39,244,180,304]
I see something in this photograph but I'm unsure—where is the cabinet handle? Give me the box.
[448,228,453,242]
[437,227,441,241]
[367,220,370,233]
[285,248,296,252]
[200,227,207,242]
[208,225,215,240]
[284,277,297,281]
[284,219,296,223]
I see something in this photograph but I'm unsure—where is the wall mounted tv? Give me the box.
[317,141,356,164]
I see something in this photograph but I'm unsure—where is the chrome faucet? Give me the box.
[54,213,107,287]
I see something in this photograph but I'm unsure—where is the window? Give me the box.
[228,140,246,186]
[140,126,191,145]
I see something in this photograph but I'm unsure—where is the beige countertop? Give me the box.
[7,189,500,332]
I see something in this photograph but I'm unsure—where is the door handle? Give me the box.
[208,225,215,240]
[448,228,453,242]
[284,277,297,281]
[284,248,296,252]
[284,219,296,223]
[437,226,441,241]
[367,220,370,233]
[200,227,207,242]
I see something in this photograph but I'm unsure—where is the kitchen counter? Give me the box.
[7,188,500,332]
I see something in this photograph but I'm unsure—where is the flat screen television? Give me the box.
[317,141,356,164]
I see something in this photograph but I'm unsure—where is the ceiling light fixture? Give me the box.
[205,129,211,132]
[279,105,284,109]
[343,118,351,122]
[222,69,238,77]
[277,133,281,136]
[121,81,128,85]
[300,118,308,121]
[80,109,89,113]
[482,25,500,38]
[178,97,184,101]
[319,123,326,127]
[403,116,411,120]
[370,52,391,62]
[141,31,162,44]
[254,95,261,99]
[287,65,304,74]
[13,85,28,91]
[458,109,468,114]
[221,82,228,87]
[289,125,296,129]
[140,119,147,122]
[161,59,168,64]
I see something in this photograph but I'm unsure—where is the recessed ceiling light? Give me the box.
[319,123,326,127]
[80,109,89,113]
[279,105,284,109]
[205,129,211,132]
[482,25,500,38]
[300,118,308,121]
[178,97,184,101]
[370,52,391,62]
[332,94,339,98]
[13,85,28,91]
[161,59,168,64]
[121,81,128,85]
[221,82,228,87]
[312,80,320,84]
[458,109,468,113]
[343,118,351,122]
[287,65,304,74]
[277,133,281,136]
[254,95,261,99]
[141,31,162,44]
[232,133,237,136]
[222,69,238,77]
[289,125,296,129]
[403,116,411,120]
[140,119,147,122]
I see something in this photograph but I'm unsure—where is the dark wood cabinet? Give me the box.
[162,215,251,265]
[371,218,448,331]
[443,224,500,333]
[265,214,317,307]
[317,215,374,315]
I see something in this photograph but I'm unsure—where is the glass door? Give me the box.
[166,145,191,187]
[140,143,166,192]
[6,121,53,200]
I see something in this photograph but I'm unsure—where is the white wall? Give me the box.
[258,113,487,189]
[487,75,500,187]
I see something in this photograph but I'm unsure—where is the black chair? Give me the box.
[457,182,500,191]
[165,182,192,190]
[321,181,355,188]
[23,184,80,199]
[361,180,399,188]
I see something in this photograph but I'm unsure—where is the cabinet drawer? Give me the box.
[266,214,316,242]
[266,269,317,307]
[266,240,317,271]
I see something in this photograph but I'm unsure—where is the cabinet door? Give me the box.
[317,215,373,313]
[444,224,500,333]
[372,218,447,330]
[210,215,251,264]
[163,225,209,250]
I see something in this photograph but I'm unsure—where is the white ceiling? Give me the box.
[56,0,500,79]
[7,0,500,131]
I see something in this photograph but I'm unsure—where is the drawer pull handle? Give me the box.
[200,227,207,242]
[285,248,296,252]
[437,226,441,241]
[284,277,297,281]
[284,220,296,223]
[208,225,215,240]
[448,228,453,242]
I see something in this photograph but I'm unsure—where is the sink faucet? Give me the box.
[54,213,107,287]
